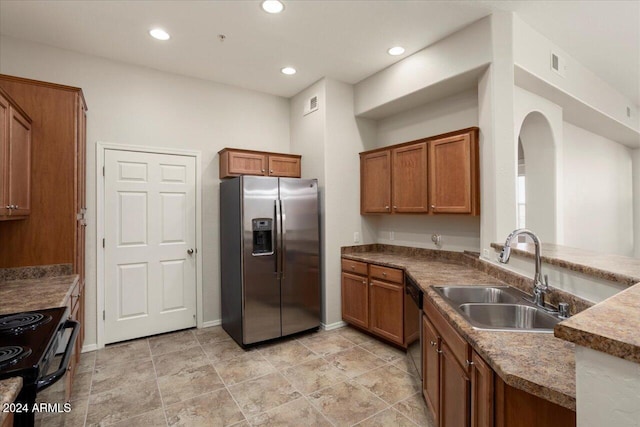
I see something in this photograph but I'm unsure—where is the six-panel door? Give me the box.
[104,149,197,344]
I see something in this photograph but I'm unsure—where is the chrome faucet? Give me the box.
[498,229,552,310]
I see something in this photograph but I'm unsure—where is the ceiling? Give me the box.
[0,1,638,104]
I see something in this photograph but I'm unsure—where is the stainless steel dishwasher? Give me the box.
[405,275,423,381]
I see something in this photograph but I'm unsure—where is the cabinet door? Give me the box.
[440,341,471,427]
[341,272,369,329]
[7,106,31,216]
[422,315,440,423]
[0,94,8,216]
[227,151,267,176]
[369,279,403,345]
[268,155,300,177]
[471,351,493,427]
[392,142,428,213]
[361,150,391,214]
[429,133,472,214]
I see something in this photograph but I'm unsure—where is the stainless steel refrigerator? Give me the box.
[220,176,321,346]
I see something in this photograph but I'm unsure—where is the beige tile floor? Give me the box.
[36,326,435,427]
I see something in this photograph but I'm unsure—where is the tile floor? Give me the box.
[36,326,434,426]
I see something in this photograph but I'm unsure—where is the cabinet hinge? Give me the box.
[102,238,105,248]
[103,310,105,321]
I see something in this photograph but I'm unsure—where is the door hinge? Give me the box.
[102,238,105,248]
[102,166,105,176]
[103,310,105,320]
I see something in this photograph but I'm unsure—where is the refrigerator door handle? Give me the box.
[275,199,281,276]
[281,199,286,279]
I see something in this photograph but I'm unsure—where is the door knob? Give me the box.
[187,248,194,255]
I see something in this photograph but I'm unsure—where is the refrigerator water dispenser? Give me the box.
[251,218,273,255]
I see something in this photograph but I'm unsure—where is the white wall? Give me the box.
[576,346,640,427]
[354,16,491,117]
[634,149,640,258]
[0,35,291,347]
[562,123,633,256]
[513,15,639,132]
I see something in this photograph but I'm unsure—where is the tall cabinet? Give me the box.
[0,74,87,351]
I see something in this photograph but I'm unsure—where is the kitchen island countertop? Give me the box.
[342,246,578,410]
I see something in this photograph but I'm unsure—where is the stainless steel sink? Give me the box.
[435,285,521,305]
[458,303,561,332]
[432,285,562,332]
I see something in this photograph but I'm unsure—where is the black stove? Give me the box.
[0,308,79,427]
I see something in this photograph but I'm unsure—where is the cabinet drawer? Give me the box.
[341,259,368,275]
[369,264,403,284]
[424,294,470,370]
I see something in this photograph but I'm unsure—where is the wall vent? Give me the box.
[550,52,565,77]
[303,95,319,116]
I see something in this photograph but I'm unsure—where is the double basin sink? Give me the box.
[432,285,563,333]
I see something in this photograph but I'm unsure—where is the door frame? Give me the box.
[96,142,203,349]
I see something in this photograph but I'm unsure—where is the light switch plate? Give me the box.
[353,232,360,243]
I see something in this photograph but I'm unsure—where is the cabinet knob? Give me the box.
[430,340,437,347]
[261,169,265,173]
[362,280,366,284]
[393,206,397,210]
[5,205,10,209]
[270,170,274,173]
[466,359,474,366]
[351,265,355,270]
[382,272,387,276]
[430,205,436,209]
[384,205,389,210]
[14,205,19,209]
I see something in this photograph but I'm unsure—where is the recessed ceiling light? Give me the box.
[262,0,285,14]
[387,46,405,56]
[281,67,296,75]
[149,28,170,41]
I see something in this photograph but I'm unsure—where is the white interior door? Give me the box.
[104,149,197,344]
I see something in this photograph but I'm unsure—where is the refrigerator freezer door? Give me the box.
[279,178,321,335]
[242,176,281,344]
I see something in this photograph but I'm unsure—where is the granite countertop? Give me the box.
[0,274,79,314]
[342,249,577,410]
[490,242,640,287]
[0,377,22,424]
[555,284,640,363]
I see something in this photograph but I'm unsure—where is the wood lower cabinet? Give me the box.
[341,258,418,348]
[0,87,32,220]
[219,148,301,179]
[360,127,479,216]
[471,350,494,427]
[341,271,369,329]
[64,279,85,401]
[423,294,576,427]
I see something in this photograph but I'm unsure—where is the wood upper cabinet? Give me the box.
[360,127,479,216]
[361,150,391,213]
[0,88,32,219]
[392,142,428,213]
[219,148,301,179]
[430,131,479,214]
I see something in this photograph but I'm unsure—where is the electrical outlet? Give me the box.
[482,249,490,258]
[353,232,360,243]
[389,231,395,241]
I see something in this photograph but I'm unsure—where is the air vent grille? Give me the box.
[303,95,319,116]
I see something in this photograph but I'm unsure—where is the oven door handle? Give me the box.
[36,319,80,392]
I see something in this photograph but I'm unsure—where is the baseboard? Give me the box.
[321,321,347,331]
[201,319,222,328]
[81,343,98,353]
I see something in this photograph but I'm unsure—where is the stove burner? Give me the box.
[0,312,51,335]
[0,345,31,369]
